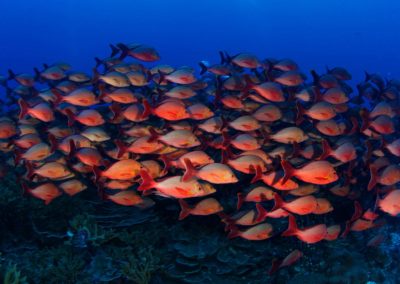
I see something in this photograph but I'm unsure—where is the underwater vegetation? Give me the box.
[0,42,399,283]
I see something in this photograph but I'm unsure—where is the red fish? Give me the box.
[178,198,223,220]
[21,182,61,204]
[268,250,303,275]
[18,100,54,122]
[281,160,338,185]
[282,215,327,244]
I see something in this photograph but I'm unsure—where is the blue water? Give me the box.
[0,0,399,84]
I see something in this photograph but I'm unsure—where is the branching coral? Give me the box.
[2,263,27,284]
[121,246,160,284]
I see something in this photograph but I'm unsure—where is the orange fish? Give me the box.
[94,159,141,181]
[152,129,200,148]
[65,109,104,127]
[318,140,356,163]
[21,182,61,204]
[27,162,71,180]
[296,101,336,124]
[324,225,341,241]
[138,170,215,198]
[229,115,261,132]
[313,198,333,215]
[228,223,273,240]
[378,189,400,216]
[282,215,327,244]
[53,88,98,106]
[178,198,223,220]
[273,194,318,215]
[59,179,87,196]
[0,121,17,139]
[253,104,282,122]
[182,159,238,184]
[236,186,275,209]
[18,100,54,122]
[281,160,338,185]
[146,99,190,121]
[248,81,285,102]
[227,155,266,175]
[106,190,147,206]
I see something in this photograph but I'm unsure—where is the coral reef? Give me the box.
[0,172,400,283]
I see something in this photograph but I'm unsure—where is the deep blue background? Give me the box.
[0,0,398,84]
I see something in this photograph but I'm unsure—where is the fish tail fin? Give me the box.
[51,88,63,105]
[261,128,270,145]
[347,116,359,135]
[360,108,370,132]
[92,166,103,183]
[310,70,319,85]
[98,84,106,101]
[198,61,208,75]
[268,258,283,275]
[290,141,300,158]
[13,148,22,165]
[282,214,298,237]
[271,193,284,211]
[18,98,29,119]
[250,165,263,184]
[64,108,76,127]
[178,199,191,220]
[48,134,58,153]
[159,154,171,175]
[145,70,153,83]
[68,139,77,159]
[141,98,152,118]
[219,51,226,64]
[92,68,100,84]
[20,181,30,197]
[114,139,127,159]
[117,43,129,60]
[94,57,103,68]
[109,44,119,57]
[318,139,332,160]
[7,69,16,80]
[33,68,41,81]
[109,102,122,121]
[25,161,34,180]
[280,159,295,185]
[148,127,159,143]
[255,203,268,223]
[227,225,241,239]
[157,70,166,84]
[380,136,387,152]
[182,158,196,182]
[367,165,378,191]
[313,86,322,102]
[295,101,305,125]
[236,192,244,210]
[138,169,156,191]
[242,74,255,94]
[351,201,363,222]
[224,51,232,63]
[342,201,363,237]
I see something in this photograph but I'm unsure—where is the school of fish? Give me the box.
[0,43,399,272]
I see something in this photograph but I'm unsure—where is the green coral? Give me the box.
[121,246,160,284]
[2,263,27,284]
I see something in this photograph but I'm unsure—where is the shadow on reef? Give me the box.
[0,174,400,284]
